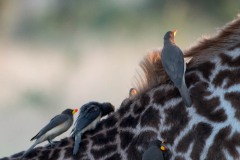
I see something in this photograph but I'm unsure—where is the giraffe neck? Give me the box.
[3,15,240,160]
[157,46,240,160]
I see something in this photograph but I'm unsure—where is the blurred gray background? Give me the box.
[0,0,239,157]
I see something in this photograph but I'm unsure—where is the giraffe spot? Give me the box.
[140,94,150,107]
[75,139,88,153]
[191,82,227,122]
[24,147,43,159]
[105,153,121,160]
[153,88,180,106]
[39,149,50,160]
[126,131,158,159]
[187,61,215,81]
[176,130,194,153]
[213,69,231,87]
[64,147,73,158]
[213,69,240,89]
[127,146,142,160]
[91,128,117,146]
[176,122,213,156]
[197,97,226,122]
[133,103,145,115]
[133,94,150,115]
[190,82,211,97]
[185,73,200,87]
[120,131,134,149]
[58,138,70,147]
[135,131,157,147]
[224,132,240,158]
[91,144,117,159]
[50,148,61,159]
[228,42,240,51]
[225,70,240,88]
[190,122,213,160]
[128,131,158,160]
[103,115,118,128]
[206,126,231,160]
[174,156,185,160]
[118,101,132,117]
[225,92,240,120]
[106,128,118,136]
[219,53,240,67]
[162,103,189,145]
[140,107,160,129]
[120,114,139,128]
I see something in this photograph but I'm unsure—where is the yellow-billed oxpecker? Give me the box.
[161,30,192,107]
[120,88,138,108]
[71,102,114,155]
[129,88,138,97]
[21,108,78,159]
[142,140,167,160]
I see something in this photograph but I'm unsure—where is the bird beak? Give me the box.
[160,145,167,151]
[72,108,78,115]
[172,29,177,37]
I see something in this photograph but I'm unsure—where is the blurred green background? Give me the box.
[0,0,239,157]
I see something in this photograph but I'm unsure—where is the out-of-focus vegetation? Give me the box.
[1,0,240,45]
[0,0,239,157]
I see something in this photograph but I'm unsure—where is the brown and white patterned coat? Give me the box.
[2,15,240,160]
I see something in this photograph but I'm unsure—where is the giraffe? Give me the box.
[2,15,240,160]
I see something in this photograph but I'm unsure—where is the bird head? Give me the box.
[160,145,167,151]
[129,88,138,97]
[100,102,115,117]
[164,30,177,43]
[62,108,78,115]
[72,108,78,115]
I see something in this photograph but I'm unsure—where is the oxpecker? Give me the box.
[142,140,167,160]
[120,88,138,107]
[21,108,78,159]
[129,88,138,97]
[161,30,192,107]
[71,102,114,155]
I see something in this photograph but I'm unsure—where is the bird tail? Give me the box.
[20,140,39,159]
[73,133,82,155]
[178,79,192,107]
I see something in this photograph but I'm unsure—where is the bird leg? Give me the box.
[47,139,58,148]
[167,80,173,85]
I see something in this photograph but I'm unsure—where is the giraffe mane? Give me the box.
[4,14,240,160]
[135,50,168,94]
[185,14,240,67]
[135,14,240,94]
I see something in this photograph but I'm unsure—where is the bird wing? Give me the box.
[71,105,101,136]
[162,45,185,86]
[173,46,185,78]
[31,114,69,141]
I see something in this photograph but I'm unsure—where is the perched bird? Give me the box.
[129,88,138,97]
[161,30,192,107]
[142,140,166,160]
[21,108,78,159]
[71,102,114,155]
[119,88,138,108]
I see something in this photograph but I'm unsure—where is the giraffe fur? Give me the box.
[2,15,240,160]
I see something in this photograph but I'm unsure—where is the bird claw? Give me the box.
[46,141,59,148]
